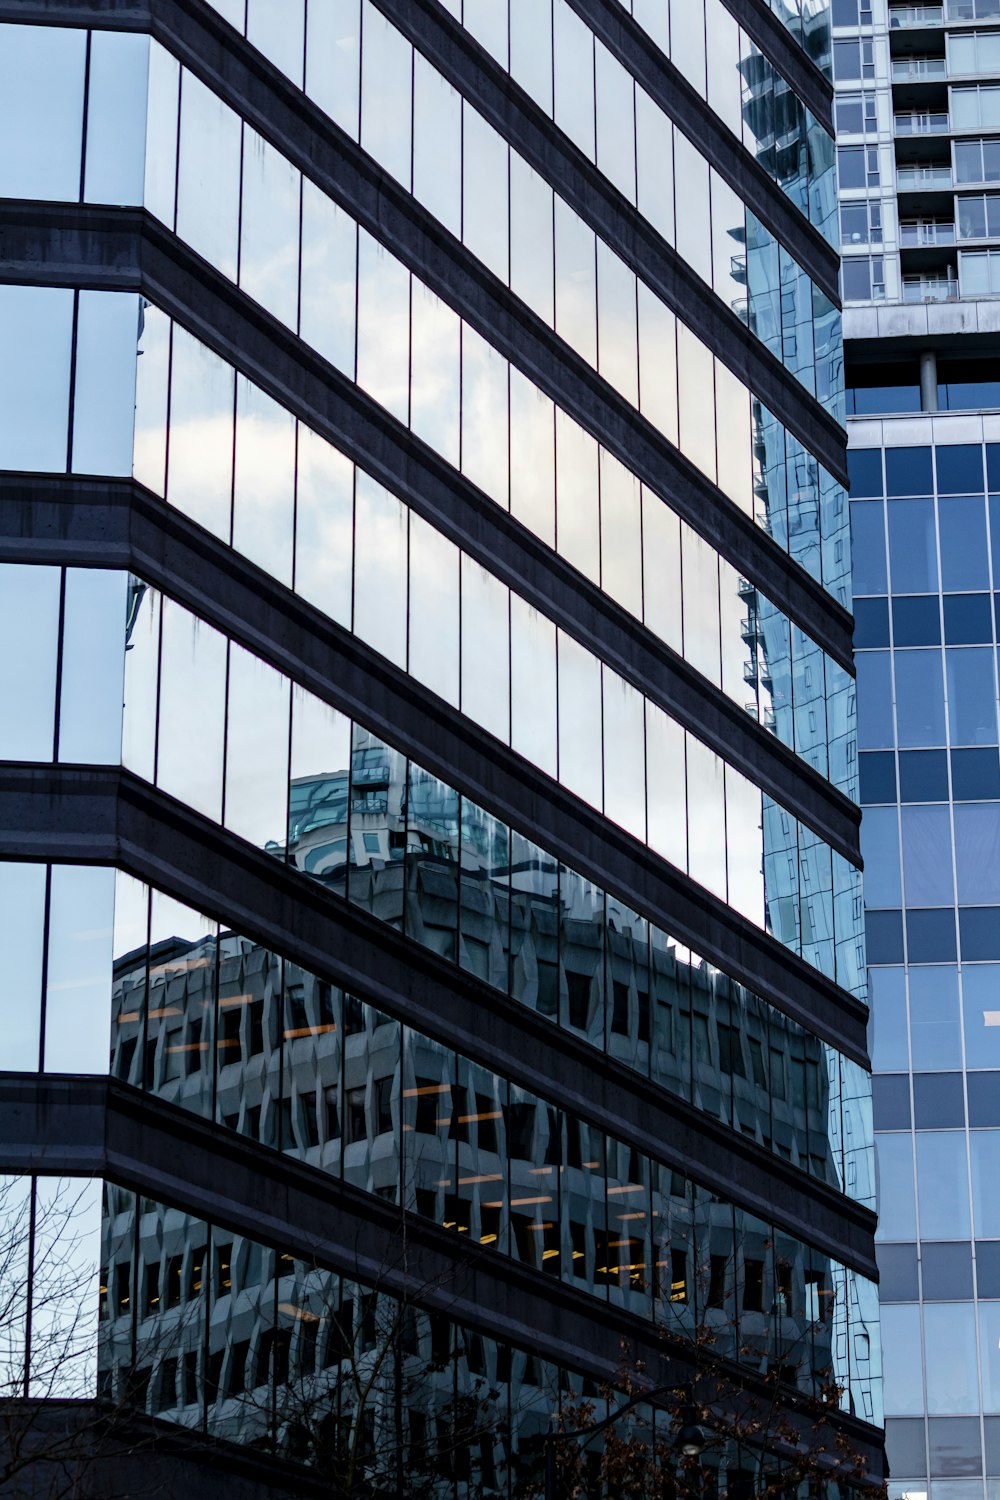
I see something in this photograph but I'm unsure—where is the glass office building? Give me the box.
[0,0,882,1493]
[836,0,1000,1497]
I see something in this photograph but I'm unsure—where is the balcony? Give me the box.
[894,110,950,132]
[902,272,960,299]
[900,218,957,243]
[897,163,953,187]
[889,3,944,22]
[892,56,948,79]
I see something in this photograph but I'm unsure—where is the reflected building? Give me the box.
[0,0,882,1495]
[835,1,1000,1497]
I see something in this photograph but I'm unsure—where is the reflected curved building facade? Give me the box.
[0,0,881,1494]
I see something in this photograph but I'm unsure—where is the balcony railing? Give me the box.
[894,110,950,132]
[900,218,957,243]
[902,275,960,300]
[897,163,954,187]
[892,56,948,78]
[889,3,944,23]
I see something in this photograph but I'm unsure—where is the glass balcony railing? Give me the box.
[900,218,957,243]
[889,3,944,23]
[897,163,954,187]
[892,56,948,78]
[894,111,950,132]
[902,274,960,300]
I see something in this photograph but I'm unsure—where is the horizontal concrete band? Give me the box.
[719,0,835,117]
[0,764,875,1271]
[0,197,855,684]
[0,498,868,1056]
[554,0,838,297]
[0,0,844,482]
[0,472,860,866]
[0,1073,884,1478]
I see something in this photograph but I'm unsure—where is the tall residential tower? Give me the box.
[0,0,881,1495]
[836,0,1000,1497]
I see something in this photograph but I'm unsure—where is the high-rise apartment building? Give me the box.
[836,0,1000,1497]
[0,0,882,1494]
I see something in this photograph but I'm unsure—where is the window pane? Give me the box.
[0,563,60,760]
[71,291,140,476]
[176,70,241,280]
[44,865,116,1073]
[0,23,85,201]
[58,568,127,764]
[0,285,72,471]
[0,863,46,1070]
[917,1132,971,1238]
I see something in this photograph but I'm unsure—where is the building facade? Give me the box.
[0,0,882,1494]
[836,0,1000,1497]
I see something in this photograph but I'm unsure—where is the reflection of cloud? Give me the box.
[461,557,510,744]
[596,241,638,406]
[300,181,357,376]
[461,326,509,507]
[233,377,295,588]
[295,425,353,628]
[166,327,234,543]
[510,368,555,545]
[602,669,646,841]
[239,127,301,330]
[411,282,460,467]
[356,229,411,425]
[555,409,599,583]
[409,513,460,706]
[354,474,408,669]
[685,734,727,903]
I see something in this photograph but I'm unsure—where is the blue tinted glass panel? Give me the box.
[912,1073,965,1129]
[851,500,888,595]
[886,447,933,497]
[907,910,958,964]
[916,1131,971,1238]
[857,652,894,748]
[937,445,985,495]
[854,596,889,648]
[895,651,946,748]
[873,1074,911,1130]
[893,596,941,647]
[870,966,908,1070]
[944,594,993,645]
[877,1245,919,1303]
[987,446,1000,490]
[909,966,963,1071]
[876,1135,917,1241]
[862,805,901,907]
[860,751,897,803]
[889,500,938,593]
[940,497,990,591]
[947,649,998,746]
[960,908,1000,961]
[952,748,1000,800]
[901,805,954,906]
[898,750,949,802]
[962,967,1000,1067]
[922,1241,973,1300]
[880,1303,923,1413]
[848,448,883,498]
[867,909,905,964]
[968,1073,1000,1126]
[955,804,1000,905]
